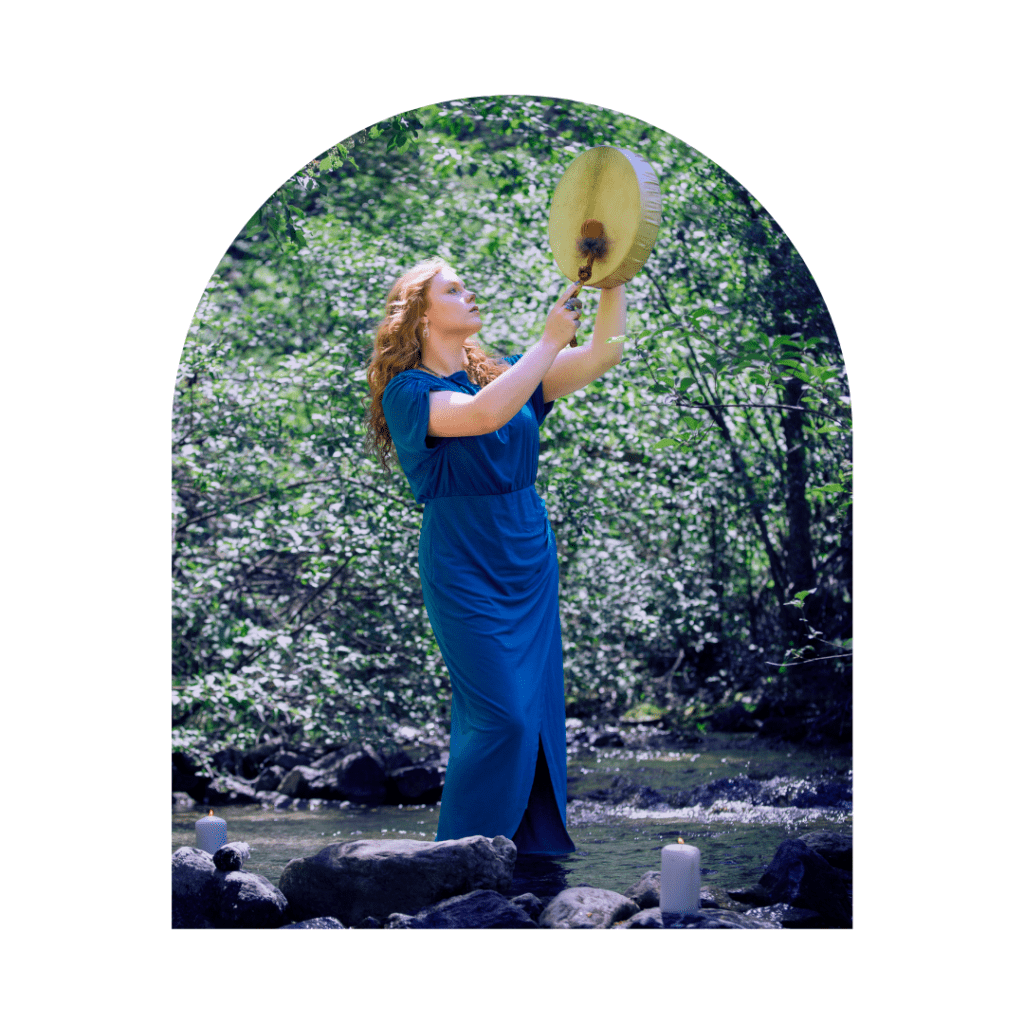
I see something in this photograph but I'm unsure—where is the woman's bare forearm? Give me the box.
[474,336,563,430]
[592,284,626,363]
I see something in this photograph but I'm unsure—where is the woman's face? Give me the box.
[423,266,481,337]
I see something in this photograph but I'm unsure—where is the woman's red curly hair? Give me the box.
[364,257,510,472]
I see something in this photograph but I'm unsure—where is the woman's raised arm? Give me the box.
[427,281,581,437]
[539,284,625,404]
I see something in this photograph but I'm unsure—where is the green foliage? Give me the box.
[173,96,851,753]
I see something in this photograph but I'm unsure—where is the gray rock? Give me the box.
[759,839,852,927]
[798,829,853,872]
[726,882,774,906]
[334,751,387,805]
[242,739,283,778]
[388,763,446,803]
[510,892,544,922]
[615,907,664,928]
[278,835,517,927]
[280,916,345,929]
[212,747,245,776]
[538,887,640,929]
[385,889,536,929]
[203,776,258,805]
[624,870,661,909]
[254,764,287,792]
[213,841,251,872]
[172,847,218,928]
[743,903,823,929]
[353,916,383,929]
[279,765,332,799]
[212,870,288,929]
[382,747,414,773]
[700,887,721,908]
[664,908,775,929]
[309,749,346,773]
[172,791,196,810]
[269,751,311,771]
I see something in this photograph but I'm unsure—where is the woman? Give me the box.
[365,257,625,856]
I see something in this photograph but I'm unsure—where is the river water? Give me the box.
[172,733,851,902]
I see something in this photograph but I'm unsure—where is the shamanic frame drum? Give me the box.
[548,146,663,289]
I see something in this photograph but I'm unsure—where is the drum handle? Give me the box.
[562,220,608,348]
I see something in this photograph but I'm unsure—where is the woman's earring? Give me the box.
[422,321,430,341]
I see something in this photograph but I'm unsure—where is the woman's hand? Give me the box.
[542,280,584,350]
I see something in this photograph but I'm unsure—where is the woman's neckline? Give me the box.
[416,362,467,379]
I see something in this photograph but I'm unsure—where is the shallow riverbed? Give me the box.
[172,733,851,899]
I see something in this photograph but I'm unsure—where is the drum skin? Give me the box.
[548,146,662,289]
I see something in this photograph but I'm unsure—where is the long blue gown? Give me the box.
[381,354,575,856]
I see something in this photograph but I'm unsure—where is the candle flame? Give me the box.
[208,809,214,816]
[677,837,685,844]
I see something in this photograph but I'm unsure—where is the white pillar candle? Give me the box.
[660,838,701,915]
[195,809,227,854]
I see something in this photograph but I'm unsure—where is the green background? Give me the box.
[8,0,1011,1015]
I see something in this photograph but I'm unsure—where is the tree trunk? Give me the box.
[781,375,815,600]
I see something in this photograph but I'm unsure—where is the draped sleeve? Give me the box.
[381,371,443,456]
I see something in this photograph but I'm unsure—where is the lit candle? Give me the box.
[195,809,227,854]
[660,837,701,915]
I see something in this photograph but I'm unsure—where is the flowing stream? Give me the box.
[172,733,851,902]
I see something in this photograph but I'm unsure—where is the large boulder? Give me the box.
[173,846,289,929]
[333,751,387,805]
[254,764,287,792]
[268,750,311,771]
[203,776,258,806]
[798,829,853,871]
[278,765,334,799]
[241,739,284,779]
[388,763,445,803]
[385,889,536,929]
[172,751,211,800]
[214,870,288,929]
[211,747,245,776]
[538,887,640,929]
[172,847,218,928]
[759,839,852,927]
[278,835,517,927]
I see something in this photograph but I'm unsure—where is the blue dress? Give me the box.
[381,355,575,856]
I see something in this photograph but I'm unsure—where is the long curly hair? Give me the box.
[364,257,511,472]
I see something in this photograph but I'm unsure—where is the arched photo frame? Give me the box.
[157,77,864,942]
